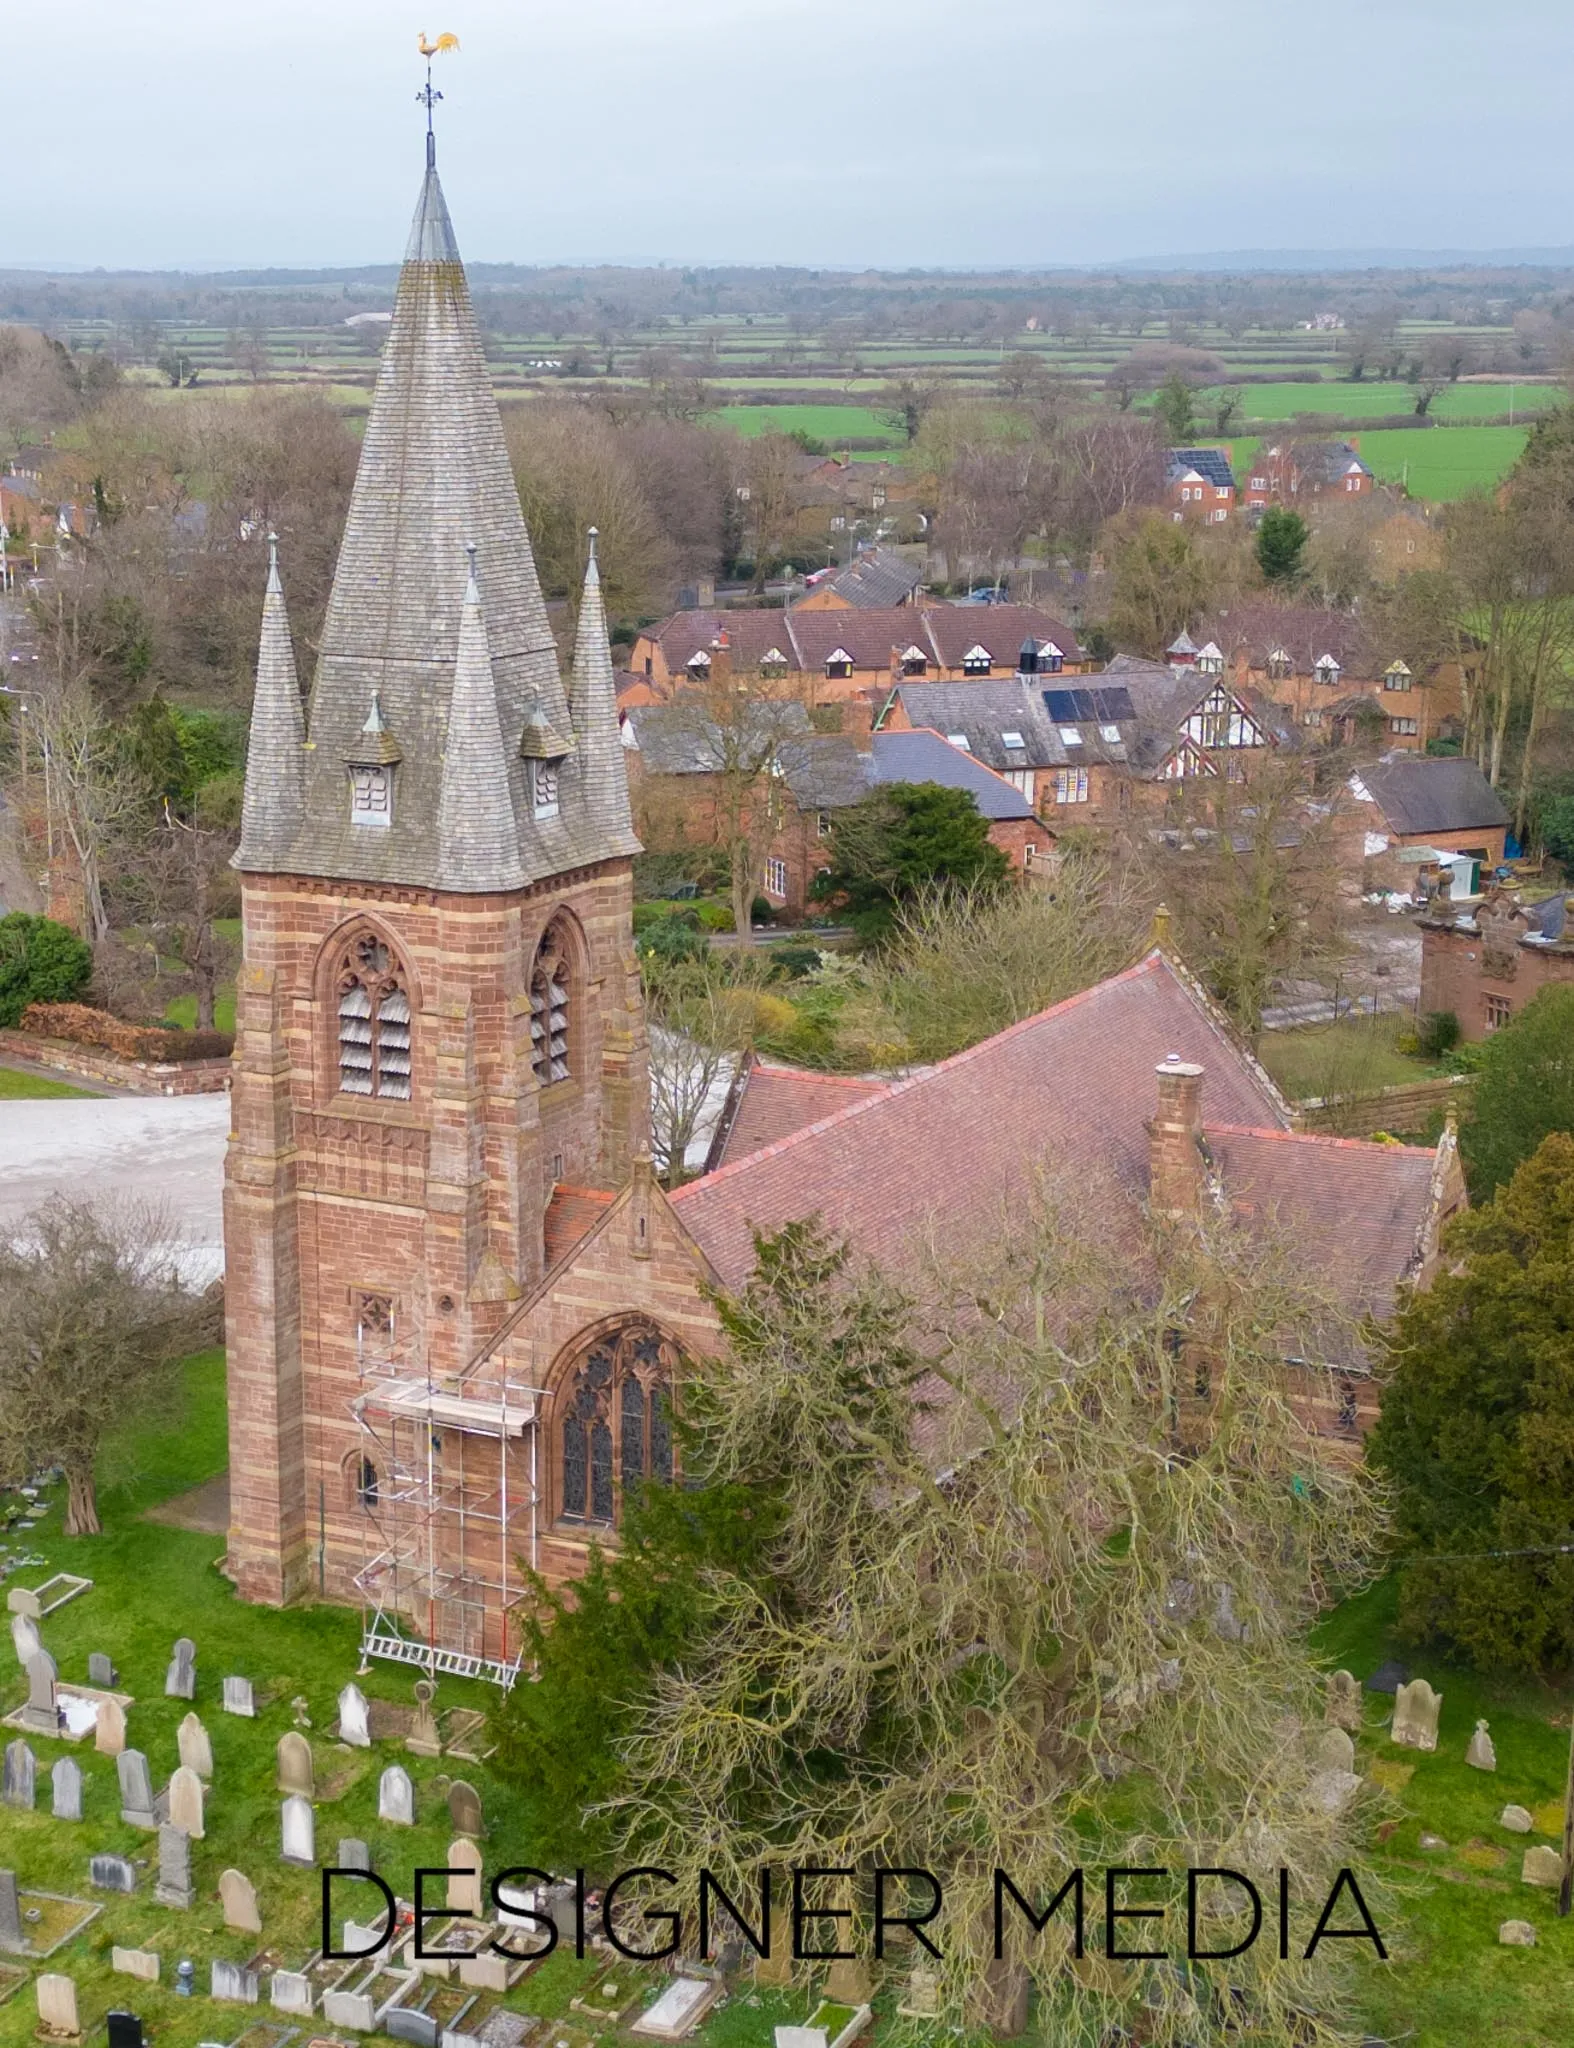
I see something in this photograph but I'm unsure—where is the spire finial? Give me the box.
[415,32,460,166]
[587,525,599,562]
[267,529,279,575]
[464,539,478,592]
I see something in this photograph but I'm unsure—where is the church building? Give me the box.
[225,142,1463,1682]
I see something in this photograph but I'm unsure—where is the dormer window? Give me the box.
[1314,655,1341,687]
[1384,661,1412,693]
[962,645,991,675]
[686,650,711,676]
[1196,642,1225,677]
[900,645,927,677]
[1041,642,1064,675]
[1266,647,1291,681]
[826,649,854,680]
[532,758,560,819]
[350,764,392,827]
[760,647,788,678]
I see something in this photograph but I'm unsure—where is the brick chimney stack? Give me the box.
[1149,1054,1206,1220]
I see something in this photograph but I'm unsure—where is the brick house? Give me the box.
[1347,754,1511,883]
[1193,602,1466,752]
[1418,887,1574,1039]
[1166,446,1236,524]
[626,602,1084,706]
[222,136,1465,1673]
[1242,440,1374,508]
[793,544,924,610]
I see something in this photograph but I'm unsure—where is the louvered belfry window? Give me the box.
[559,1324,677,1526]
[530,923,572,1086]
[336,933,412,1100]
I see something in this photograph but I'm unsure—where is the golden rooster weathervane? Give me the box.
[416,31,460,161]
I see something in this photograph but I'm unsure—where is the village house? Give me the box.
[1347,753,1512,888]
[793,543,924,610]
[1418,885,1574,1040]
[1190,602,1466,752]
[626,601,1085,706]
[223,133,1466,1676]
[1242,439,1374,508]
[1166,446,1236,524]
[622,699,1044,919]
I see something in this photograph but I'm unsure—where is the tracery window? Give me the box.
[530,921,573,1086]
[558,1324,678,1525]
[336,932,412,1100]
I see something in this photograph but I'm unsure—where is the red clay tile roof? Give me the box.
[672,952,1290,1289]
[711,1062,891,1172]
[544,1185,616,1269]
[1205,1124,1437,1323]
[647,603,1083,678]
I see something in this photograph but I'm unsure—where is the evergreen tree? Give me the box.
[1459,983,1574,1196]
[1255,506,1309,584]
[814,783,1009,942]
[1369,1132,1574,1676]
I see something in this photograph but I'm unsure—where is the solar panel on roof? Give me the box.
[1092,686,1135,721]
[1044,690,1078,722]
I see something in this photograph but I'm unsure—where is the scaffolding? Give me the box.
[350,1339,545,1689]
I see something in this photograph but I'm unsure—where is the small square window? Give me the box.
[1485,994,1511,1031]
[1059,726,1083,746]
[1001,729,1025,749]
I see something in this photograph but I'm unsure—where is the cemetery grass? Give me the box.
[1313,1575,1574,2047]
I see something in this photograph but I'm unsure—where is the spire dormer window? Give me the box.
[532,758,560,819]
[347,691,403,830]
[336,932,412,1101]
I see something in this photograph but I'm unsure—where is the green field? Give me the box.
[703,403,899,445]
[1216,380,1560,424]
[1356,426,1530,499]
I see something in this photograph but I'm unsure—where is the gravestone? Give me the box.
[155,1824,194,1909]
[386,2008,440,2048]
[0,1868,22,1955]
[342,1919,392,1957]
[1391,1678,1442,1752]
[167,1764,205,1839]
[176,1714,213,1780]
[174,1961,193,1997]
[22,1650,61,1734]
[408,1678,441,1757]
[1466,1719,1497,1771]
[281,1792,315,1866]
[165,1638,196,1701]
[110,1950,160,1983]
[35,1972,78,2038]
[774,2030,826,2048]
[1499,1920,1537,1946]
[89,1855,137,1893]
[52,1757,83,1822]
[277,1731,314,1796]
[3,1739,36,1811]
[222,1676,255,1718]
[446,1836,483,1914]
[10,1613,40,1666]
[211,1960,260,2004]
[824,1960,873,2006]
[1501,1804,1534,1832]
[117,1750,157,1829]
[220,1868,262,1934]
[1311,1727,1356,1774]
[88,1655,117,1689]
[337,1838,371,1872]
[448,1780,483,1837]
[1324,1670,1362,1732]
[337,1683,371,1748]
[94,1696,127,1758]
[322,1988,377,2032]
[1522,1846,1562,1887]
[379,1764,414,1824]
[898,1967,940,2019]
[271,1971,314,2017]
[106,2013,144,2048]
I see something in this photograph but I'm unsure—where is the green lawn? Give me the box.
[161,992,236,1033]
[0,1066,95,1099]
[1257,1015,1438,1102]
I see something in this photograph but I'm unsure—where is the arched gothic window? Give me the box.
[356,1456,379,1509]
[530,921,573,1087]
[558,1324,677,1526]
[336,931,412,1100]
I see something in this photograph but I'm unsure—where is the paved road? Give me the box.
[0,1095,231,1284]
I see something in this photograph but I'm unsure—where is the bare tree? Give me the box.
[0,1197,215,1534]
[642,950,772,1183]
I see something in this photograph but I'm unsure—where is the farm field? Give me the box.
[1353,425,1531,498]
[699,402,898,443]
[1219,379,1558,423]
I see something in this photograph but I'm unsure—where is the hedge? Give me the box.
[19,1003,234,1063]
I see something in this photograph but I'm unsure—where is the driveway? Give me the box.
[0,1095,231,1285]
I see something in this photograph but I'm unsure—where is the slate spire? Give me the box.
[567,529,640,857]
[436,550,526,891]
[237,532,305,869]
[254,138,625,891]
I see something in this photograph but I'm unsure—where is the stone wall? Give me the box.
[0,1029,232,1095]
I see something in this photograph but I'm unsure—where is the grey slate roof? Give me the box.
[803,547,923,610]
[623,699,813,775]
[883,678,1071,771]
[238,146,636,891]
[1353,753,1511,838]
[870,729,1034,819]
[1168,447,1236,492]
[237,538,306,868]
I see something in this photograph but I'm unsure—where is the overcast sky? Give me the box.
[17,0,1573,271]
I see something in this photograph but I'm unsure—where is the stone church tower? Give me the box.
[224,138,648,1610]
